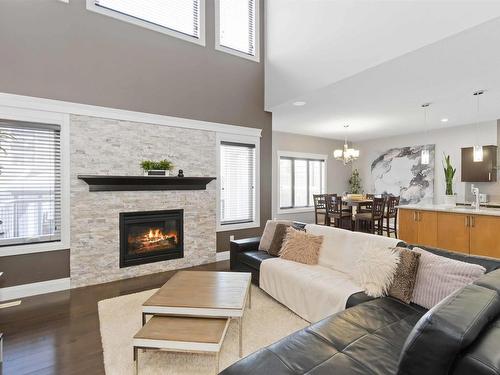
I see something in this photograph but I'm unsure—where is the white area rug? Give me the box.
[98,285,308,374]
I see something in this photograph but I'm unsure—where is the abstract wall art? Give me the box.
[371,145,435,204]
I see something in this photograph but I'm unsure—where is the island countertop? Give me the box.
[397,204,500,217]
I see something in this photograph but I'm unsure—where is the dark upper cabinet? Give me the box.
[461,145,497,182]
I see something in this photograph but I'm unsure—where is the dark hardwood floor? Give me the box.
[0,261,230,375]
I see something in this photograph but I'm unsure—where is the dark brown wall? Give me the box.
[0,250,70,288]
[0,0,271,287]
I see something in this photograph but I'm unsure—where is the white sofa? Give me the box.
[260,224,401,323]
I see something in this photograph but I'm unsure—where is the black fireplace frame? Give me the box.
[119,209,184,268]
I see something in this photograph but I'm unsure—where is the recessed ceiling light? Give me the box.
[441,118,449,122]
[293,101,306,106]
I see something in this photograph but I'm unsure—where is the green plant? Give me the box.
[349,169,362,194]
[443,154,456,195]
[140,159,174,171]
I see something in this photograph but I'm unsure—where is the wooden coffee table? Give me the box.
[133,316,230,375]
[142,271,252,357]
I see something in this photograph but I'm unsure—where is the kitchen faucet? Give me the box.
[471,184,480,210]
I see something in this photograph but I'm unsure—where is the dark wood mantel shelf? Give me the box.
[77,175,216,192]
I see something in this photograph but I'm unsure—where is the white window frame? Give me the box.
[277,151,327,214]
[0,106,70,257]
[216,133,260,232]
[86,0,206,46]
[214,0,260,62]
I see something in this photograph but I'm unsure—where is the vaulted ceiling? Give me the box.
[266,1,500,141]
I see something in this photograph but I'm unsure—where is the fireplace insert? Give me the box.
[119,209,183,267]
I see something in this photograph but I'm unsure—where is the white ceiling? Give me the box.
[266,1,500,141]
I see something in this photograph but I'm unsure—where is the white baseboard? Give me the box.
[0,277,70,302]
[216,251,230,262]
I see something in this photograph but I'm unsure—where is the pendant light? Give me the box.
[421,103,431,165]
[333,124,360,165]
[473,90,485,162]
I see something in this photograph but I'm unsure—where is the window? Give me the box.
[217,135,260,231]
[279,154,326,210]
[215,0,259,61]
[0,120,62,247]
[87,0,205,45]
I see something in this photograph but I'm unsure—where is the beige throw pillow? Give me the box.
[258,220,293,252]
[388,247,421,304]
[279,227,323,265]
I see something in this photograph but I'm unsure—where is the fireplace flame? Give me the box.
[143,228,177,244]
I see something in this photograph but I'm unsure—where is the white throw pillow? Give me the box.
[411,247,486,309]
[258,220,293,252]
[350,246,400,297]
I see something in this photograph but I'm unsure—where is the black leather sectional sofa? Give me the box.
[223,235,500,375]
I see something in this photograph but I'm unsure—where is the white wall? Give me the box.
[272,131,351,222]
[353,121,499,204]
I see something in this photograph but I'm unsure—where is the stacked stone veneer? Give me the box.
[70,115,216,287]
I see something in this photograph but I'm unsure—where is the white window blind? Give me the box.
[94,0,201,38]
[280,157,325,209]
[220,141,256,225]
[218,0,256,56]
[0,121,61,247]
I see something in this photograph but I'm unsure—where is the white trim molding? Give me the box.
[0,278,70,302]
[0,106,71,257]
[214,0,260,62]
[0,93,262,138]
[215,251,230,262]
[216,133,261,232]
[86,0,206,47]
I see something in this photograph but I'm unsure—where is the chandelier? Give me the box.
[333,124,360,165]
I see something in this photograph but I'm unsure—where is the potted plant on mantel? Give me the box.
[443,154,457,206]
[140,159,174,176]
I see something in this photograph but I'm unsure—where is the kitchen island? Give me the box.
[398,204,500,259]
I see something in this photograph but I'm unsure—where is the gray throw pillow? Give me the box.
[388,247,421,304]
[258,220,293,252]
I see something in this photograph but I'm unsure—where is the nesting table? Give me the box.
[135,271,252,374]
[133,316,230,374]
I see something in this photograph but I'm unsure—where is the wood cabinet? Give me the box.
[461,145,497,182]
[400,209,500,259]
[398,209,437,247]
[469,215,500,258]
[437,212,470,254]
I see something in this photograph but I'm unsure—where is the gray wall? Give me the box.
[353,121,499,204]
[0,0,270,287]
[272,131,351,223]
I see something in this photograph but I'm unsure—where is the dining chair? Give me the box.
[313,194,329,225]
[358,193,374,213]
[354,197,385,234]
[326,195,352,230]
[384,196,400,238]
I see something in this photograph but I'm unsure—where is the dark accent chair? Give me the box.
[222,248,500,375]
[313,194,328,225]
[385,195,400,237]
[326,195,352,230]
[355,196,385,234]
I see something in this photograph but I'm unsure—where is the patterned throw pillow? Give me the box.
[268,224,289,256]
[258,220,293,252]
[388,247,421,304]
[279,227,323,265]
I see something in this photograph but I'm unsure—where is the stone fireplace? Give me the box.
[119,209,183,268]
[70,114,217,288]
